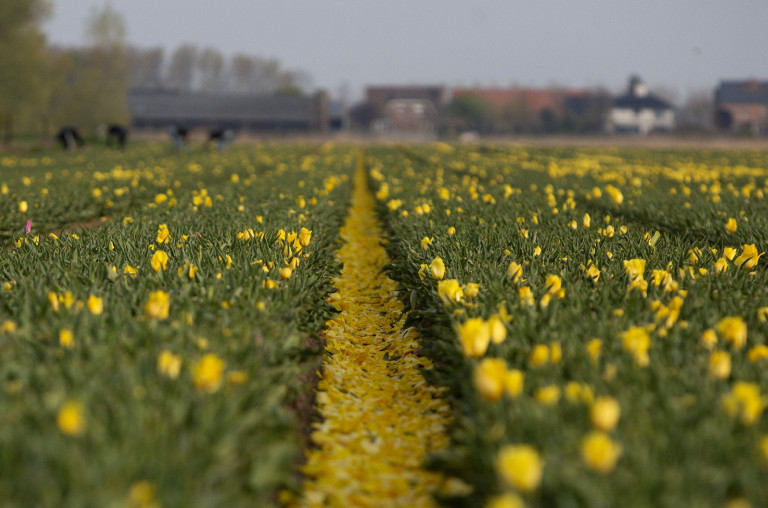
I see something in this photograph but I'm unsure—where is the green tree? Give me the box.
[447,93,496,134]
[0,0,50,143]
[501,97,533,133]
[47,4,129,131]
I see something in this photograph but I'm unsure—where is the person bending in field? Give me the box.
[106,124,128,150]
[207,128,235,152]
[56,127,85,151]
[168,125,190,150]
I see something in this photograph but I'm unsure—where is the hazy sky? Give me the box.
[44,0,768,102]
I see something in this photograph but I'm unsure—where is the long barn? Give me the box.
[127,88,344,133]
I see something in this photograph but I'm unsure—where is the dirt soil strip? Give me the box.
[294,155,451,507]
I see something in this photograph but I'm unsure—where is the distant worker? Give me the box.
[56,127,85,151]
[168,125,190,150]
[106,124,128,150]
[207,128,235,152]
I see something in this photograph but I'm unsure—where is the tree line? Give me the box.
[0,1,312,144]
[128,45,312,96]
[443,91,613,135]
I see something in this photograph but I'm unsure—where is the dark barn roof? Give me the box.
[128,89,340,131]
[716,80,768,104]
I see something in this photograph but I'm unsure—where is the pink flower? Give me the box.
[24,220,32,234]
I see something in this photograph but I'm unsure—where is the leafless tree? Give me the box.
[677,89,714,132]
[229,53,255,94]
[127,46,164,88]
[197,46,226,92]
[165,44,197,91]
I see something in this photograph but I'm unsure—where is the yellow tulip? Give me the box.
[535,385,560,406]
[722,382,764,425]
[508,262,523,284]
[437,279,463,304]
[458,318,490,358]
[621,326,651,366]
[87,295,104,315]
[474,358,507,401]
[145,290,170,320]
[157,350,182,379]
[581,432,622,473]
[496,444,544,492]
[151,250,168,272]
[717,316,747,349]
[299,227,312,247]
[590,396,621,431]
[708,350,731,380]
[193,354,225,393]
[504,369,524,398]
[734,244,763,270]
[529,344,549,367]
[57,401,85,436]
[429,257,445,280]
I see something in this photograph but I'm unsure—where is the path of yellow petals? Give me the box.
[299,155,451,507]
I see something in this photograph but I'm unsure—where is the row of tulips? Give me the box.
[367,144,768,507]
[0,144,354,506]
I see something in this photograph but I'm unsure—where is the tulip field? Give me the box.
[0,144,353,506]
[1,142,768,507]
[366,144,768,508]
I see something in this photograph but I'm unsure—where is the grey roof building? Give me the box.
[128,88,343,132]
[716,80,768,104]
[715,80,768,134]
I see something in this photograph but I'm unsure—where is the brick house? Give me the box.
[715,80,768,134]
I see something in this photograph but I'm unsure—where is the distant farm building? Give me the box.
[715,80,768,135]
[127,88,344,133]
[606,76,675,134]
[361,85,446,135]
[380,99,440,133]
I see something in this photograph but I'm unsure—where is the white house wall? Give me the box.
[608,108,675,134]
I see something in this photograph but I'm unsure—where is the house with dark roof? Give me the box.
[606,76,675,134]
[127,88,343,133]
[715,80,768,134]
